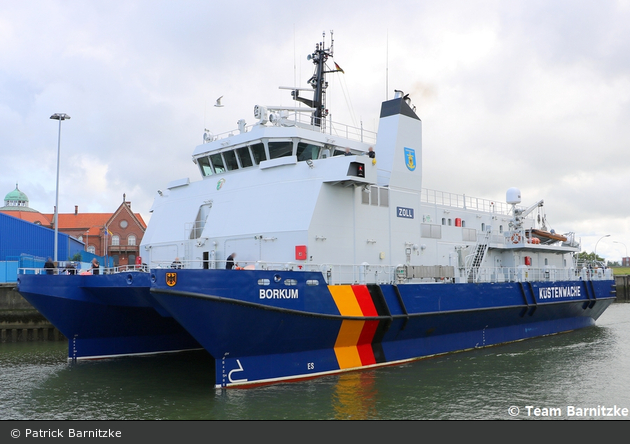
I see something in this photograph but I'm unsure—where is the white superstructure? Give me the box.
[140,35,601,285]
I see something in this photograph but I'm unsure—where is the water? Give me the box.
[2,303,630,420]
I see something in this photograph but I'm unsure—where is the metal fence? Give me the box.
[20,258,613,286]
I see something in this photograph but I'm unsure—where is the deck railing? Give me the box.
[207,113,378,145]
[421,189,515,215]
[19,260,613,285]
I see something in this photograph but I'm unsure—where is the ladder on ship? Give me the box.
[466,230,491,283]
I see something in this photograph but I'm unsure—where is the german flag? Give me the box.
[329,285,389,369]
[334,62,345,74]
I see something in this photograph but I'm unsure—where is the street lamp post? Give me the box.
[50,113,71,263]
[594,234,610,261]
[613,241,628,265]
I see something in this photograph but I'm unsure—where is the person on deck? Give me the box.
[91,258,100,275]
[44,257,55,275]
[226,253,237,270]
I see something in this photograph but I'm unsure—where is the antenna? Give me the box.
[386,30,389,101]
[330,30,334,56]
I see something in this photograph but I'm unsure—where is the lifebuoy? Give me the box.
[511,232,521,244]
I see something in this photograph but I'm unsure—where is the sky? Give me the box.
[1,0,629,262]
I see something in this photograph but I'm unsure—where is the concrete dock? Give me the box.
[615,275,630,302]
[0,283,66,343]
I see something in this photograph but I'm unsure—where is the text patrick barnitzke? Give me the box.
[20,429,121,438]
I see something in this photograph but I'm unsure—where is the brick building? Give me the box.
[1,186,147,267]
[52,195,147,267]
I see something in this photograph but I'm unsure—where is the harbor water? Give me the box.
[1,303,630,421]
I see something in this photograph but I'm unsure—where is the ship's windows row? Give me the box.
[195,138,361,177]
[197,142,266,176]
[361,186,389,207]
[440,217,501,235]
[257,278,319,286]
[441,217,467,227]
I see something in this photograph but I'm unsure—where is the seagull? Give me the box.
[214,96,224,107]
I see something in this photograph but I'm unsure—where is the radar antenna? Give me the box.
[289,31,342,130]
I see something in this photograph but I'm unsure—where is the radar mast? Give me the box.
[290,31,342,130]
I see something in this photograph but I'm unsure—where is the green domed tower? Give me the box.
[1,183,37,212]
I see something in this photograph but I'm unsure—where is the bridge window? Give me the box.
[296,142,321,161]
[223,150,239,171]
[210,153,225,174]
[268,141,294,159]
[250,143,266,164]
[198,156,213,176]
[236,146,253,168]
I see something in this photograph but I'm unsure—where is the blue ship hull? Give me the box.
[149,269,616,388]
[17,272,202,360]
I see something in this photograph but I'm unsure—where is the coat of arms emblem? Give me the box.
[166,272,177,287]
[404,147,416,171]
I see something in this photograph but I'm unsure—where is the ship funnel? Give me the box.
[373,92,422,190]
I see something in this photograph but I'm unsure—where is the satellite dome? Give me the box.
[506,187,521,205]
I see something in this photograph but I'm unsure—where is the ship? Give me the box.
[17,33,616,388]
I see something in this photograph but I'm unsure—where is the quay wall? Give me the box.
[615,275,630,302]
[0,283,66,343]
